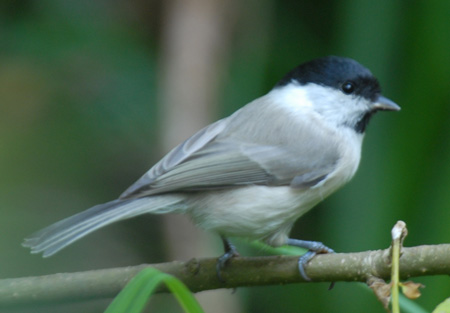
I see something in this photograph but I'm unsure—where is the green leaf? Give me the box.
[248,240,307,256]
[432,298,450,313]
[105,267,205,313]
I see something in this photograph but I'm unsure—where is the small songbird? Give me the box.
[23,56,400,279]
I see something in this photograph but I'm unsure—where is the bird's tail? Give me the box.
[23,195,186,257]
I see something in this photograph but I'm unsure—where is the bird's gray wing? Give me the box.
[152,142,339,191]
[120,136,340,199]
[120,118,228,198]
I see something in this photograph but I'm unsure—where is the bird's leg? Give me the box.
[287,238,334,281]
[216,237,240,282]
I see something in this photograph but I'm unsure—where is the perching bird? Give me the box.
[23,56,400,280]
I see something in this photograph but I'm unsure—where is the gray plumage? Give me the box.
[23,56,399,257]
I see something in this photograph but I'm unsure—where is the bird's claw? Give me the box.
[216,238,239,282]
[287,238,335,285]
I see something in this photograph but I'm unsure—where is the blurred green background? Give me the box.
[1,0,449,312]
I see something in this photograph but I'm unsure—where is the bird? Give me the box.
[23,56,400,280]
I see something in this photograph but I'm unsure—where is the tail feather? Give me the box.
[23,195,185,257]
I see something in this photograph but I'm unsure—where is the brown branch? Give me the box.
[0,244,449,308]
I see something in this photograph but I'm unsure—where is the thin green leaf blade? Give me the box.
[105,267,205,313]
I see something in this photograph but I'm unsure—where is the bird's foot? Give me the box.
[287,238,335,285]
[216,237,240,282]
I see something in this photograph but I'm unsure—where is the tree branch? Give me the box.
[1,244,449,308]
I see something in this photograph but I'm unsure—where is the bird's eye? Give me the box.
[341,81,355,94]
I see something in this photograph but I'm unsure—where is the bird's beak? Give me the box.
[373,96,401,111]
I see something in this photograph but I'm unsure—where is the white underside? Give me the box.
[184,166,356,247]
[185,186,311,246]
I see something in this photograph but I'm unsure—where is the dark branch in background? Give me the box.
[0,244,449,308]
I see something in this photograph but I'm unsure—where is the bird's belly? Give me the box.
[185,185,324,246]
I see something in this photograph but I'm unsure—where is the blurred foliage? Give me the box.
[1,0,449,312]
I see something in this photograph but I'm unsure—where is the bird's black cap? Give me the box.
[275,56,382,102]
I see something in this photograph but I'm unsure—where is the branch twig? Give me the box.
[1,244,449,308]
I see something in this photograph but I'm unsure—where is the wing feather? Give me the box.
[121,140,339,198]
[120,97,342,199]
